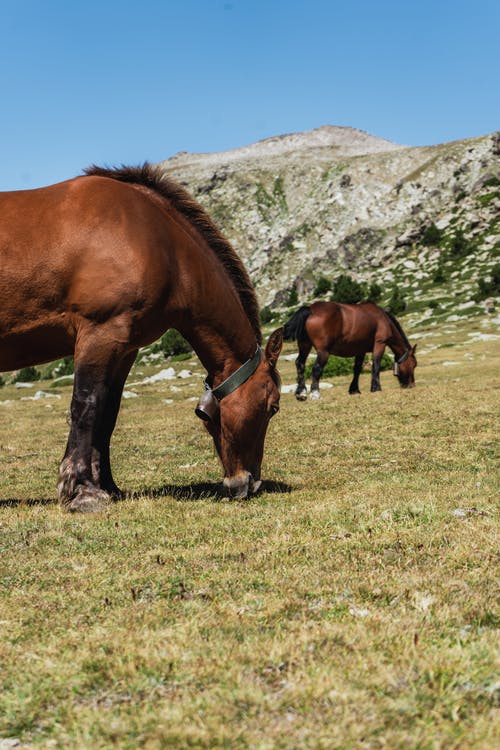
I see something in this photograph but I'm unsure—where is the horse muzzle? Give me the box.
[223,471,262,499]
[400,380,415,389]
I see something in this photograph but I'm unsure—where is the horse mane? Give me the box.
[83,163,262,344]
[383,308,410,348]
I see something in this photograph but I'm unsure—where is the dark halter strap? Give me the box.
[393,348,410,375]
[397,349,410,365]
[204,346,262,401]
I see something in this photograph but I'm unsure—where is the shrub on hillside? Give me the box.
[331,274,367,304]
[313,275,332,297]
[287,287,299,307]
[304,351,392,379]
[387,285,407,315]
[433,260,448,284]
[474,263,500,300]
[40,357,75,380]
[448,229,477,258]
[368,281,383,302]
[13,366,41,383]
[260,305,275,324]
[153,329,192,358]
[305,356,353,379]
[421,223,444,247]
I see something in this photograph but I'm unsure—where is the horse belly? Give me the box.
[329,339,371,358]
[0,318,75,371]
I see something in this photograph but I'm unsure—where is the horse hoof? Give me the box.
[295,389,307,402]
[309,390,321,401]
[66,487,111,513]
[349,389,361,395]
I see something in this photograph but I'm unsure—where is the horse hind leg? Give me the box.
[295,340,311,401]
[349,354,365,394]
[310,350,329,400]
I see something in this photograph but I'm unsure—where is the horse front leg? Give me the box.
[91,350,138,497]
[295,340,311,401]
[371,344,386,392]
[310,350,329,401]
[349,353,365,394]
[58,364,111,512]
[58,323,133,512]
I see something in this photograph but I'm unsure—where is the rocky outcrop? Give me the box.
[157,126,500,307]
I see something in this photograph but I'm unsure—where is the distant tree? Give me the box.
[313,275,332,297]
[449,229,476,258]
[287,287,299,307]
[387,285,407,315]
[475,263,500,300]
[368,281,383,302]
[13,366,41,383]
[154,329,192,357]
[331,274,366,304]
[54,357,75,376]
[421,222,444,247]
[433,259,447,284]
[260,305,274,324]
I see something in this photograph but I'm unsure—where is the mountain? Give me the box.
[157,126,500,315]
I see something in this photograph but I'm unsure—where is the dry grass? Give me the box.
[0,315,498,749]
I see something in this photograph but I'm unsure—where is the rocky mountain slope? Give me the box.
[157,126,499,316]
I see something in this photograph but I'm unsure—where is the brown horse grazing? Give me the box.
[0,164,283,511]
[283,301,417,400]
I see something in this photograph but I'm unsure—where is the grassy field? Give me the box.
[0,314,498,749]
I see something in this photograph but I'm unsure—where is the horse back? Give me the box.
[0,177,181,369]
[308,301,390,356]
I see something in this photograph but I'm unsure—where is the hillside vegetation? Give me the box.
[159,126,499,315]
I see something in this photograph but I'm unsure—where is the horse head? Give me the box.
[196,328,283,498]
[394,344,417,388]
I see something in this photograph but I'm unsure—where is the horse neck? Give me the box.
[386,316,409,359]
[175,258,258,384]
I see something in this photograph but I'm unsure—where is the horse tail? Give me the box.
[283,306,311,343]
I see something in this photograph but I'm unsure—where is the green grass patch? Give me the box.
[0,319,498,748]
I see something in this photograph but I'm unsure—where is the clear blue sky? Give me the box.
[1,0,498,191]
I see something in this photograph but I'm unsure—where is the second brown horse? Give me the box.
[283,301,417,400]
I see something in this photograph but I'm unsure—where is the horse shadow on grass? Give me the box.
[0,496,57,508]
[127,479,293,503]
[0,480,293,509]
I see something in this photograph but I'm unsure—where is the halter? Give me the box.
[195,346,262,421]
[393,348,410,376]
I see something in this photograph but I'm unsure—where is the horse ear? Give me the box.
[265,327,283,369]
[412,344,417,353]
